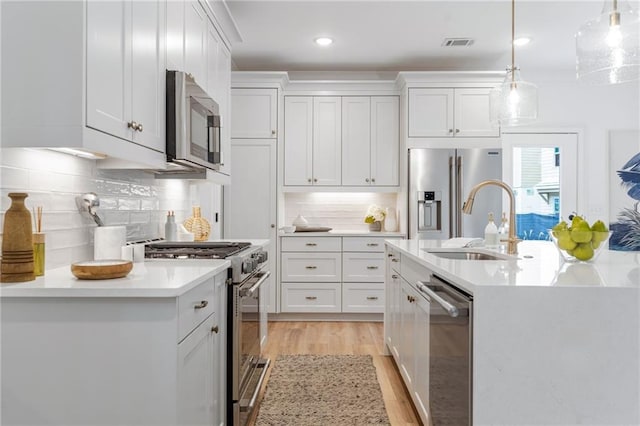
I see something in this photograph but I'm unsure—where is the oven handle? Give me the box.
[239,271,271,298]
[416,280,459,318]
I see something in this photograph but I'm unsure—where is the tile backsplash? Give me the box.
[0,148,216,270]
[284,192,400,231]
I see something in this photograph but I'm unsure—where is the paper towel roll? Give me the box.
[94,226,126,260]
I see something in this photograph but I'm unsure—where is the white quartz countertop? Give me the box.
[386,239,640,292]
[0,259,230,298]
[280,230,405,237]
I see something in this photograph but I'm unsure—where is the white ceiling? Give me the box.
[227,0,638,74]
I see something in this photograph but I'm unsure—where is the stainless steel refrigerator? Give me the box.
[409,148,503,240]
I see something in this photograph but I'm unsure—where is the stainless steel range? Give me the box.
[144,241,270,426]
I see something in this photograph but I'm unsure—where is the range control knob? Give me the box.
[242,259,255,274]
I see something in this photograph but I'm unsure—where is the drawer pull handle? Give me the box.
[388,254,393,257]
[366,296,379,300]
[391,258,399,262]
[392,274,399,279]
[366,243,379,247]
[305,243,317,246]
[194,300,209,309]
[305,296,317,300]
[305,266,317,269]
[211,325,219,334]
[366,266,379,270]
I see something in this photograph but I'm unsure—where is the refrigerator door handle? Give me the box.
[456,155,463,237]
[449,156,454,239]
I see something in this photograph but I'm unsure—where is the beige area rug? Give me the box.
[255,354,391,426]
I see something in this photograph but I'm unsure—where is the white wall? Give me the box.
[524,67,640,220]
[0,148,218,270]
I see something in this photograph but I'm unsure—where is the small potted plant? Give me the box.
[364,205,386,231]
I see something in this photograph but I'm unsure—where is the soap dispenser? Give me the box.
[165,211,177,242]
[484,212,499,248]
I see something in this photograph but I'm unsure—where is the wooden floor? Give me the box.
[247,321,422,426]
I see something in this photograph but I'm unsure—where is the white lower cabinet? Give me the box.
[280,236,400,314]
[385,246,431,425]
[1,270,228,426]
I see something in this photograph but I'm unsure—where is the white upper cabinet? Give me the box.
[408,87,499,138]
[313,97,342,186]
[342,96,399,186]
[217,44,232,175]
[284,97,314,186]
[184,1,208,90]
[166,0,185,71]
[86,0,165,153]
[231,89,278,139]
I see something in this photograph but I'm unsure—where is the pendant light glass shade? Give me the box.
[576,0,640,84]
[490,67,538,126]
[489,0,538,127]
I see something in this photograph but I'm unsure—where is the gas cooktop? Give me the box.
[144,241,251,259]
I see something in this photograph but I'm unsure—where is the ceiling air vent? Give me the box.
[442,38,474,47]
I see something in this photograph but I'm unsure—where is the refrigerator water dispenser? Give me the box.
[418,191,442,231]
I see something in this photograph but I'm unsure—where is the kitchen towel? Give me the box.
[94,226,126,260]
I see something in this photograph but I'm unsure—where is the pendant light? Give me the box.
[576,0,640,85]
[489,0,538,127]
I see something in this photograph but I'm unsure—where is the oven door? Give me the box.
[232,270,271,400]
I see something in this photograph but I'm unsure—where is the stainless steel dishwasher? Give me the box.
[417,274,473,426]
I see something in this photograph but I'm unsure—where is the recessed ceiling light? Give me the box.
[513,37,531,47]
[314,37,333,46]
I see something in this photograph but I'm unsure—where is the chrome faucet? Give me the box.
[462,179,519,255]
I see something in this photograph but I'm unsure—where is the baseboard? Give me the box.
[268,312,383,322]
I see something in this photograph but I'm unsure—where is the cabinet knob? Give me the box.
[448,129,453,133]
[391,258,399,262]
[271,130,276,136]
[392,274,399,279]
[371,178,375,183]
[136,122,143,132]
[127,121,139,130]
[455,129,460,133]
[194,300,209,309]
[313,178,318,183]
[211,325,219,334]
[271,224,275,228]
[365,178,370,183]
[308,178,312,183]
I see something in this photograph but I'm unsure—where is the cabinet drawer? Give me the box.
[178,277,216,342]
[281,252,341,282]
[401,254,431,290]
[343,237,387,252]
[281,282,341,313]
[281,237,341,252]
[342,252,385,282]
[342,283,385,313]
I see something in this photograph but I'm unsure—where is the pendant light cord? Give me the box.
[511,0,515,84]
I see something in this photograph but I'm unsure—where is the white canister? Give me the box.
[384,207,397,232]
[94,226,126,260]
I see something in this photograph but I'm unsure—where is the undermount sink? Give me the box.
[424,250,505,261]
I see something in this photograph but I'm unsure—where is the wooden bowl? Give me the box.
[71,260,133,280]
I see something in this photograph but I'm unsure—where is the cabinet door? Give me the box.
[86,0,132,142]
[454,88,499,137]
[371,96,399,186]
[341,97,371,186]
[399,279,416,390]
[284,97,313,185]
[166,0,184,71]
[213,273,226,426]
[131,0,165,152]
[217,44,232,176]
[408,88,454,137]
[224,140,277,312]
[313,97,342,185]
[413,290,431,424]
[206,22,220,100]
[184,1,207,88]
[177,315,215,426]
[389,271,402,359]
[231,89,278,139]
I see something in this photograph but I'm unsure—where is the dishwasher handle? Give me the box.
[416,280,459,318]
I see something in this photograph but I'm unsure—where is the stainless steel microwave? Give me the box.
[166,70,222,171]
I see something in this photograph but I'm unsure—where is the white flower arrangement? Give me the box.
[364,205,386,224]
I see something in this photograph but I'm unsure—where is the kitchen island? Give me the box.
[1,259,230,426]
[385,239,640,426]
